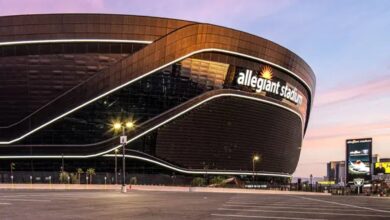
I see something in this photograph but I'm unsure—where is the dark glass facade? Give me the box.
[15,55,307,147]
[0,42,146,126]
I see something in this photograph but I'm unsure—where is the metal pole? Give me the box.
[61,154,64,173]
[122,127,126,193]
[115,150,117,185]
[310,174,313,191]
[252,159,255,185]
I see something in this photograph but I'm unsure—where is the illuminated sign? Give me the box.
[374,162,390,174]
[236,66,303,105]
[317,181,335,185]
[346,138,372,183]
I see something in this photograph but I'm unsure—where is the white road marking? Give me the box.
[0,194,70,197]
[218,208,390,218]
[0,202,11,205]
[0,193,138,200]
[292,196,390,213]
[223,204,354,211]
[226,201,390,209]
[211,213,326,220]
[226,202,341,208]
[0,198,51,202]
[227,201,318,204]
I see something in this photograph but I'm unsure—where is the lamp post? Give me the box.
[252,155,260,186]
[113,121,134,193]
[114,148,118,185]
[10,162,15,184]
[310,174,313,191]
[61,153,64,173]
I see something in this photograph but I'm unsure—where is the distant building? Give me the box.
[373,154,380,163]
[326,161,345,184]
[380,158,390,162]
[326,155,389,184]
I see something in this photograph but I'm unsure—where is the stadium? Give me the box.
[0,14,315,184]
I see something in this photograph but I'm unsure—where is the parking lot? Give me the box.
[0,190,390,219]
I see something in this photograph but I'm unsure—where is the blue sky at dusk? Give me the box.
[1,0,389,177]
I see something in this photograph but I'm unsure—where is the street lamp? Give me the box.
[252,155,260,186]
[112,120,135,193]
[114,148,118,185]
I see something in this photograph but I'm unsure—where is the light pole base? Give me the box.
[121,185,127,193]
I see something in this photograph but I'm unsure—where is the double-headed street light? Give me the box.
[113,121,134,193]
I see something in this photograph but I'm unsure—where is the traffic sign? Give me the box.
[120,136,127,144]
[353,178,364,186]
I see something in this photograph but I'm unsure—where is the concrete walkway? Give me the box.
[0,184,331,196]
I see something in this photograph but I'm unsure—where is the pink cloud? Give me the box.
[296,131,390,177]
[315,75,390,107]
[305,121,390,141]
[0,0,295,29]
[298,72,390,177]
[0,0,105,15]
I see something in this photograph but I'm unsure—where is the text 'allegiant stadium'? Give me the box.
[237,70,303,105]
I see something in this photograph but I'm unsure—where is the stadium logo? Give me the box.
[236,66,303,105]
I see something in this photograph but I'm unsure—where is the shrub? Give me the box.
[130,177,137,185]
[191,177,206,186]
[210,176,226,187]
[59,171,70,184]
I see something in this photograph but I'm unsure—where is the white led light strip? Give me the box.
[0,93,303,159]
[0,47,310,144]
[0,39,152,46]
[102,154,292,177]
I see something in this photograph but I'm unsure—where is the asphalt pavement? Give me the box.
[0,190,389,220]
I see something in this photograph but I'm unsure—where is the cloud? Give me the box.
[314,74,390,107]
[0,0,105,15]
[0,0,295,29]
[305,121,390,141]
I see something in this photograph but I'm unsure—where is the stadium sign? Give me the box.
[237,68,303,105]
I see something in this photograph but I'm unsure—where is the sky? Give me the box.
[1,0,389,177]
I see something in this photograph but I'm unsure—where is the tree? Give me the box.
[70,173,78,184]
[76,168,84,184]
[86,168,96,184]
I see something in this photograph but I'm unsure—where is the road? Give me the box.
[0,190,390,219]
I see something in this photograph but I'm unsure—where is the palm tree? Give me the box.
[76,168,84,184]
[86,168,96,184]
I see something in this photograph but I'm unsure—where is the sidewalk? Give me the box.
[0,184,331,195]
[131,185,331,195]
